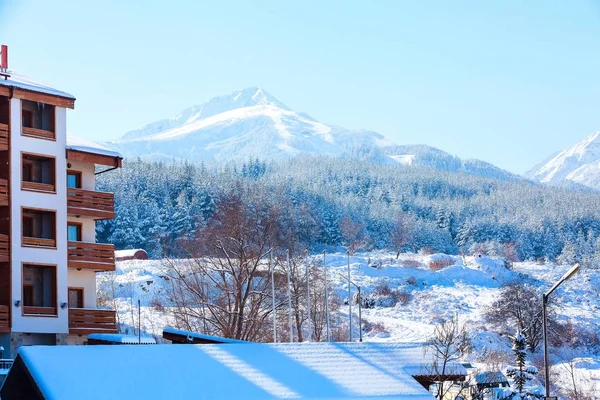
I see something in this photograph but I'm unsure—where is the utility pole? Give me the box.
[337,272,362,342]
[323,250,330,342]
[287,250,293,343]
[138,299,141,344]
[306,251,312,342]
[270,250,277,343]
[347,250,352,341]
[543,263,580,399]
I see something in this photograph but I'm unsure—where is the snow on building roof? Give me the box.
[10,342,441,400]
[163,327,248,344]
[87,333,156,344]
[0,71,75,100]
[66,135,122,159]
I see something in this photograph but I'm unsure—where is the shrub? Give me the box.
[428,259,454,271]
[150,296,165,312]
[406,275,418,286]
[374,281,393,297]
[395,290,411,306]
[419,247,434,255]
[401,259,424,268]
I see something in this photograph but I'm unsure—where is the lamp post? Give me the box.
[338,273,362,342]
[347,250,352,341]
[543,263,580,399]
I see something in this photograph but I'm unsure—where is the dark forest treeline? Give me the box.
[96,157,600,265]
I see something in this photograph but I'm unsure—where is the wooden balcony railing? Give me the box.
[69,308,117,335]
[0,122,8,150]
[0,234,8,263]
[22,236,56,248]
[0,178,8,206]
[22,126,55,140]
[67,188,115,220]
[23,306,57,316]
[22,180,55,193]
[68,241,115,271]
[0,305,9,333]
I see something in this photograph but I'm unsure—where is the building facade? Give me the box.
[0,55,121,357]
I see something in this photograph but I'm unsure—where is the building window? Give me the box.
[67,222,82,242]
[22,153,56,192]
[67,171,82,189]
[22,264,57,315]
[68,287,84,309]
[21,100,55,140]
[22,208,56,248]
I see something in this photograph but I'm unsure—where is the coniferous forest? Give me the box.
[96,157,600,266]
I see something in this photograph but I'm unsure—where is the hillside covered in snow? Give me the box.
[526,132,600,190]
[106,87,517,181]
[100,252,600,398]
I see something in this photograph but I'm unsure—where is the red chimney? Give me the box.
[0,45,7,70]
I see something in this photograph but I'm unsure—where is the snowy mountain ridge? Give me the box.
[526,131,600,190]
[106,87,519,181]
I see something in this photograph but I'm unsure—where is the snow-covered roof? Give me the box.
[87,333,156,344]
[163,327,248,344]
[13,342,440,399]
[66,135,122,159]
[0,71,75,99]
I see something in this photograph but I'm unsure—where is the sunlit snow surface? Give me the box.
[19,342,439,399]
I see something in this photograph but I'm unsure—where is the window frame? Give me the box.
[21,263,58,317]
[68,287,84,309]
[67,221,82,242]
[21,152,57,193]
[21,207,57,249]
[67,170,82,189]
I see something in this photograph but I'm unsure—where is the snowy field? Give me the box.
[101,251,600,396]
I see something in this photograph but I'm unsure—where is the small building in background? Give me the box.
[162,327,247,344]
[114,249,149,262]
[87,333,156,345]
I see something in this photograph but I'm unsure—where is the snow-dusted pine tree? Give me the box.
[501,328,543,399]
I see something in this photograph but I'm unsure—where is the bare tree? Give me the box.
[163,193,280,341]
[340,216,365,255]
[424,315,471,400]
[484,284,547,352]
[389,212,414,259]
[96,271,122,331]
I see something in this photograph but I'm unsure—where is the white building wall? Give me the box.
[67,159,95,191]
[67,269,97,308]
[10,100,69,334]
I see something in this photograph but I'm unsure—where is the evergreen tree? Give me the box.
[502,329,542,399]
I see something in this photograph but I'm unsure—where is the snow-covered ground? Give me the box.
[102,251,600,397]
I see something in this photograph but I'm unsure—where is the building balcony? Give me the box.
[68,308,117,336]
[22,306,57,316]
[0,123,8,151]
[0,178,7,206]
[68,241,115,272]
[0,234,8,262]
[21,126,55,141]
[67,188,115,220]
[22,237,56,249]
[0,305,9,333]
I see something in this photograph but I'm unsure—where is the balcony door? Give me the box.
[67,171,81,189]
[67,223,82,242]
[68,287,83,309]
[22,264,57,315]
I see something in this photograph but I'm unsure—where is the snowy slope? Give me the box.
[104,252,599,396]
[526,132,600,190]
[106,88,517,180]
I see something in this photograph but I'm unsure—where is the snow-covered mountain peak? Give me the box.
[119,87,289,141]
[527,131,600,190]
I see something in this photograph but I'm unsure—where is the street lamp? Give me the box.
[542,263,580,399]
[338,273,363,342]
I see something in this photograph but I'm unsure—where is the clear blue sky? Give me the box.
[1,0,600,174]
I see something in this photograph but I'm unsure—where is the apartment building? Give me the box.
[0,46,122,357]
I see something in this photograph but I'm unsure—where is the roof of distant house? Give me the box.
[87,334,156,345]
[1,342,457,399]
[0,71,75,100]
[474,371,509,384]
[163,327,248,344]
